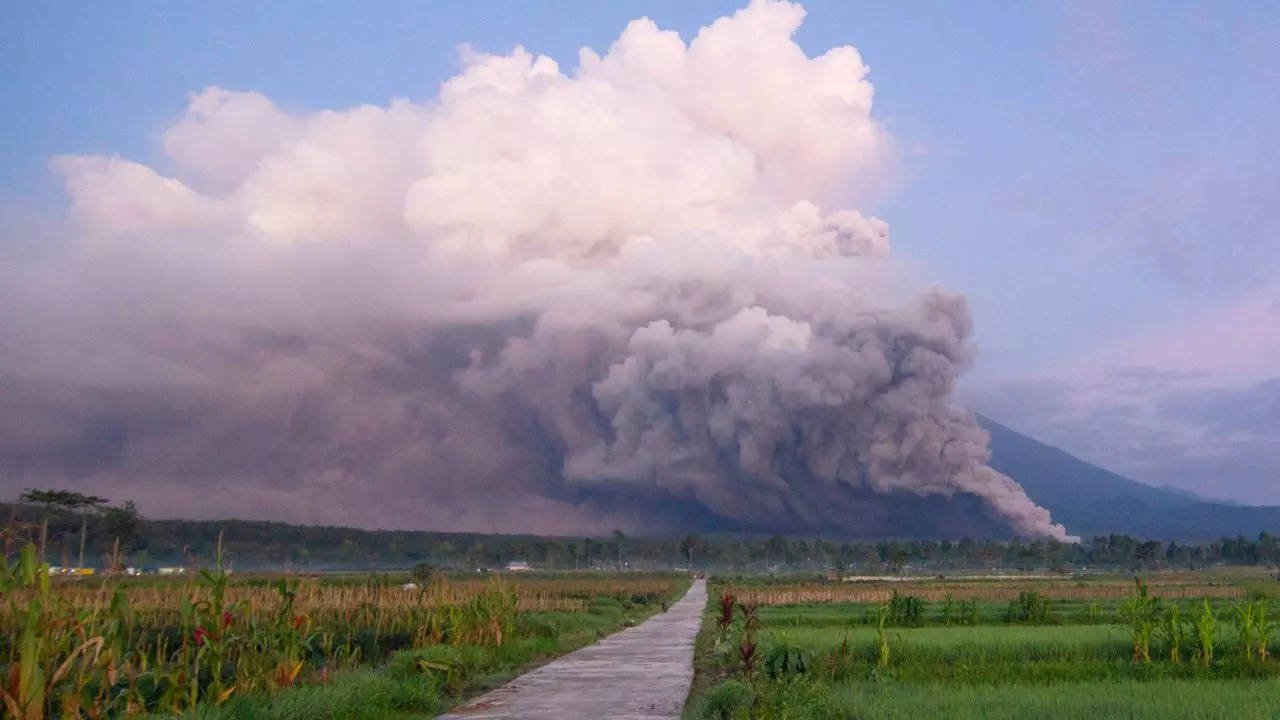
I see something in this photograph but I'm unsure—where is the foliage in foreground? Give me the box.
[1,540,683,719]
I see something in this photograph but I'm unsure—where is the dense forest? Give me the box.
[6,496,1279,573]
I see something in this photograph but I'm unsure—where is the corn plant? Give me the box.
[1118,578,1159,662]
[1157,604,1188,664]
[874,603,891,668]
[1005,591,1054,624]
[941,593,955,626]
[1233,600,1259,661]
[1255,600,1276,661]
[1,544,51,720]
[1079,600,1105,625]
[0,544,681,718]
[887,590,924,626]
[1195,599,1218,666]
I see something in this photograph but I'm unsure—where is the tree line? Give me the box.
[6,489,1279,572]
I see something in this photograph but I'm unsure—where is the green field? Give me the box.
[686,576,1280,719]
[693,678,1280,720]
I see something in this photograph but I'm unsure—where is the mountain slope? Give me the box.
[980,415,1280,540]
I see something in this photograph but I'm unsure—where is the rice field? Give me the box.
[686,572,1280,719]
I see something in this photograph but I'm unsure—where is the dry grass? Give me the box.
[2,574,682,622]
[724,580,1246,606]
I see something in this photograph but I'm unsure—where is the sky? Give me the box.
[1,1,1276,513]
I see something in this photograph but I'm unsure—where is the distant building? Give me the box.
[157,567,186,575]
[505,560,531,572]
[47,567,95,576]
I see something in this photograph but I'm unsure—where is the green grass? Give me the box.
[174,670,442,720]
[757,598,1249,629]
[761,623,1134,655]
[689,678,1280,719]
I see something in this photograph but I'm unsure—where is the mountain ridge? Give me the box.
[980,414,1279,541]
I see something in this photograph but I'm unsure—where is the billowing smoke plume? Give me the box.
[0,1,1073,540]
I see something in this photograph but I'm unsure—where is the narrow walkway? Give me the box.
[438,578,707,720]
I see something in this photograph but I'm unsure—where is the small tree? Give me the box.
[411,563,438,584]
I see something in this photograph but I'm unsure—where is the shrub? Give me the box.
[699,680,751,720]
[1079,600,1105,625]
[389,645,468,695]
[717,593,736,633]
[887,590,924,627]
[410,563,437,583]
[763,634,809,679]
[1005,591,1055,624]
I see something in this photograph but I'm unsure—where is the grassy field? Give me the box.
[686,573,1280,719]
[695,678,1280,720]
[2,543,689,718]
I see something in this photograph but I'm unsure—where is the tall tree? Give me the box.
[102,500,143,549]
[613,529,627,571]
[20,488,108,566]
[679,534,701,572]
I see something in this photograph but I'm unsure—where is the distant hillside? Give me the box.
[980,415,1280,541]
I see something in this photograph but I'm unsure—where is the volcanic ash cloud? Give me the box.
[0,1,1074,540]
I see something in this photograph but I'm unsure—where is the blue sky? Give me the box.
[2,1,1277,505]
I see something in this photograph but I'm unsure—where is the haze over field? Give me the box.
[0,2,1076,540]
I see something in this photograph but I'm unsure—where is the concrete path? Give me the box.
[438,578,707,720]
